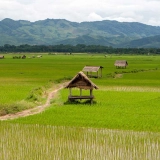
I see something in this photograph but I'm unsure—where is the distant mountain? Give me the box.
[119,35,160,48]
[0,18,160,47]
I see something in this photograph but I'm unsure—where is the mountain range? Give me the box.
[0,18,160,48]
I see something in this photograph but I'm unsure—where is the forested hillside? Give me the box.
[1,44,160,54]
[0,18,160,47]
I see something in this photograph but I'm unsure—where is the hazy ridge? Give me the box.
[0,18,160,47]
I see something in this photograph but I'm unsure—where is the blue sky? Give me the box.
[0,0,160,26]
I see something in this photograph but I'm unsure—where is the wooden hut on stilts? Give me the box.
[65,71,98,104]
[82,66,103,78]
[114,60,128,68]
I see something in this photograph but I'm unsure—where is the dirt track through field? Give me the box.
[0,83,66,121]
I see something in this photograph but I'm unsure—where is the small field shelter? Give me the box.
[0,55,4,59]
[65,71,98,104]
[82,66,103,78]
[114,60,128,68]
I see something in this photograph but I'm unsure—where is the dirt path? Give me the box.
[0,83,66,121]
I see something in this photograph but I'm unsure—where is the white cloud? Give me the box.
[87,13,103,21]
[0,0,160,26]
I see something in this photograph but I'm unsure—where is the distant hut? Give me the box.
[114,60,128,68]
[21,55,26,59]
[82,66,103,78]
[37,55,42,58]
[65,71,98,104]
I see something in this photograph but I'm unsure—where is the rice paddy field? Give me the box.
[0,53,160,159]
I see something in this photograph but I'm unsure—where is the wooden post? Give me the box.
[80,88,82,97]
[68,88,72,101]
[90,89,93,96]
[90,89,93,104]
[69,88,72,96]
[100,68,102,77]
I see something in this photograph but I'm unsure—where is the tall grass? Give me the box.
[0,123,159,160]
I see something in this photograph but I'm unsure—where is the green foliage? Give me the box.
[1,44,160,54]
[26,87,44,102]
[0,100,34,116]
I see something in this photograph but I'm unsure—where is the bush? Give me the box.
[0,101,35,116]
[26,87,44,102]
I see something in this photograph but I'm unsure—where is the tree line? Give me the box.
[0,44,160,54]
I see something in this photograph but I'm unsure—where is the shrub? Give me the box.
[26,87,44,102]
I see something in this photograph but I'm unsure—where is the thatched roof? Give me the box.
[114,60,128,67]
[82,66,103,72]
[65,71,98,90]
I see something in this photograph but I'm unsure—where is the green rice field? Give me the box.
[0,53,160,159]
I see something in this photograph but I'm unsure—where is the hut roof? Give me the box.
[82,66,103,72]
[65,71,98,90]
[114,60,128,67]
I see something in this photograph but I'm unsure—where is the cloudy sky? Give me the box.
[0,0,160,26]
